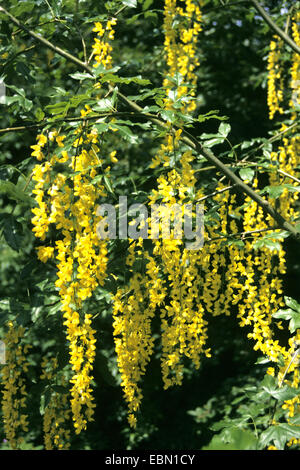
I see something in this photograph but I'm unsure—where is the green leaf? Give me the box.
[34,107,45,122]
[40,388,52,416]
[112,124,138,144]
[203,428,258,450]
[273,297,300,333]
[0,214,23,252]
[259,424,300,450]
[103,175,113,194]
[122,0,138,8]
[262,184,300,199]
[11,2,35,17]
[93,98,114,112]
[142,0,154,10]
[218,122,231,138]
[197,110,228,123]
[239,167,255,182]
[259,374,299,401]
[159,109,176,124]
[94,122,109,134]
[289,414,300,426]
[253,235,282,252]
[0,180,33,205]
[69,72,92,81]
[262,382,299,402]
[69,94,90,109]
[45,101,69,115]
[284,296,300,312]
[202,137,225,148]
[47,301,61,316]
[90,174,103,185]
[273,309,300,334]
[100,74,151,86]
[5,93,33,111]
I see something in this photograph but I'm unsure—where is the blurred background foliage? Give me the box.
[0,0,299,450]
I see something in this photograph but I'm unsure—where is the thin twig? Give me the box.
[277,169,300,185]
[207,226,281,243]
[196,184,237,202]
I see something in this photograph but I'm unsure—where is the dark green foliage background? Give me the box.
[0,0,299,450]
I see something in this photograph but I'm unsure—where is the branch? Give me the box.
[277,169,300,185]
[1,4,299,240]
[0,112,158,135]
[196,184,237,202]
[249,0,300,55]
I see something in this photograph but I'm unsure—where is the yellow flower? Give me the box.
[109,150,118,163]
[36,246,54,263]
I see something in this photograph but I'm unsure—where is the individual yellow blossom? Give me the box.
[36,246,55,263]
[110,150,118,163]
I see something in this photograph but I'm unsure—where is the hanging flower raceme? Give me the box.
[265,12,300,443]
[163,0,202,113]
[30,18,117,434]
[113,260,155,429]
[92,17,117,70]
[31,123,107,434]
[267,35,284,120]
[290,12,300,118]
[148,155,211,390]
[237,181,287,362]
[0,321,30,449]
[111,1,206,427]
[40,356,71,450]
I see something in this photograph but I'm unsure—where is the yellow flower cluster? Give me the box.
[30,19,117,434]
[238,184,287,362]
[0,322,30,449]
[113,268,155,428]
[267,14,300,122]
[270,131,300,220]
[267,35,284,120]
[147,155,211,390]
[266,13,300,431]
[25,4,299,441]
[203,186,237,318]
[163,0,202,113]
[112,1,206,427]
[190,181,287,368]
[31,126,109,433]
[289,12,300,118]
[40,356,71,450]
[92,18,117,69]
[278,333,300,448]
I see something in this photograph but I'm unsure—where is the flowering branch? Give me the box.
[1,4,299,240]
